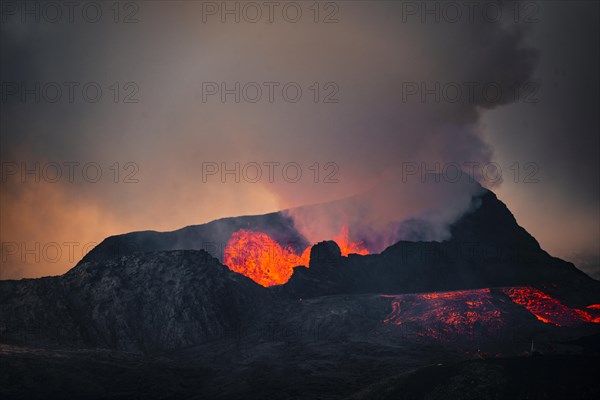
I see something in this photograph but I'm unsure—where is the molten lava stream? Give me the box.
[501,287,600,326]
[382,289,505,340]
[223,225,367,287]
[381,287,600,341]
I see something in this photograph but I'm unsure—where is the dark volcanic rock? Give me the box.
[283,242,600,306]
[281,191,600,306]
[351,355,600,400]
[0,250,269,352]
[281,241,346,298]
[309,241,342,269]
[80,213,307,264]
[449,190,541,251]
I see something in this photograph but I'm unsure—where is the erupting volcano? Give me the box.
[223,225,368,286]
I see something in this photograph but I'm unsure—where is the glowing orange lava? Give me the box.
[587,304,600,310]
[382,289,505,340]
[382,287,600,340]
[223,225,368,287]
[501,287,600,326]
[333,225,369,256]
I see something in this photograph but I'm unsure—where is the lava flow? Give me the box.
[382,287,600,340]
[501,287,600,326]
[223,225,368,287]
[382,288,506,340]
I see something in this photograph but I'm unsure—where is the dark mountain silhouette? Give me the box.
[80,211,307,265]
[283,191,600,306]
[80,187,600,306]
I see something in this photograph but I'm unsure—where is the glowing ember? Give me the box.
[223,225,368,287]
[501,287,600,326]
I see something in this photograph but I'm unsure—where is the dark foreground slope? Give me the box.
[0,251,269,351]
[351,355,600,400]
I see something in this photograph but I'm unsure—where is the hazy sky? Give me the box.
[1,1,598,279]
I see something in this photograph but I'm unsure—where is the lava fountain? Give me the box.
[333,224,370,257]
[223,225,368,287]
